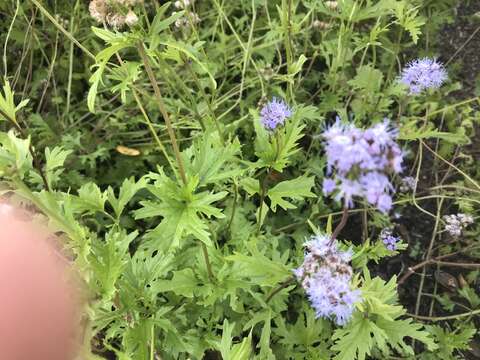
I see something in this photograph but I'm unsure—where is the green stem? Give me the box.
[29,0,95,60]
[184,59,223,140]
[201,242,215,282]
[257,174,268,233]
[266,276,295,303]
[137,42,188,185]
[329,206,349,243]
[407,309,480,322]
[226,179,238,234]
[137,42,216,282]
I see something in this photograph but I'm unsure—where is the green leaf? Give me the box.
[217,319,252,360]
[107,177,147,219]
[425,324,477,359]
[158,40,217,89]
[0,80,28,126]
[87,32,132,113]
[288,54,307,77]
[150,9,185,38]
[267,175,315,211]
[254,109,305,172]
[89,228,138,300]
[183,134,242,187]
[332,313,379,360]
[348,65,383,93]
[153,268,198,298]
[226,245,291,287]
[333,274,437,360]
[392,3,425,44]
[399,120,469,144]
[0,130,33,178]
[134,171,226,248]
[44,147,72,188]
[77,182,107,213]
[240,177,260,196]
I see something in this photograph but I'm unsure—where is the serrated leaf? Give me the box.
[153,268,198,298]
[77,182,107,213]
[348,65,383,93]
[89,229,138,300]
[134,171,226,248]
[267,175,315,211]
[107,177,147,219]
[183,134,242,186]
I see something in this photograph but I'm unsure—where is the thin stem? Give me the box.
[29,0,95,60]
[284,0,294,100]
[397,246,477,285]
[330,207,349,243]
[137,43,216,283]
[137,42,188,185]
[226,179,238,234]
[150,322,155,360]
[131,90,175,170]
[201,242,214,282]
[257,174,268,233]
[266,276,295,303]
[406,309,480,322]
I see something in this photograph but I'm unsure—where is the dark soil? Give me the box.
[439,0,480,98]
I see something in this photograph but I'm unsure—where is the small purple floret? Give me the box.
[260,97,292,131]
[380,229,400,251]
[400,58,447,94]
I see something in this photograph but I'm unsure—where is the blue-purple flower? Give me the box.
[260,97,292,131]
[294,235,360,326]
[380,229,400,251]
[322,118,403,213]
[400,58,447,94]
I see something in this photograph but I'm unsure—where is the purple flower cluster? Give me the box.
[322,119,403,213]
[400,58,447,94]
[380,229,400,251]
[260,97,292,131]
[294,235,360,326]
[443,213,473,237]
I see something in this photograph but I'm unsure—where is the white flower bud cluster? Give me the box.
[443,213,473,237]
[89,0,142,28]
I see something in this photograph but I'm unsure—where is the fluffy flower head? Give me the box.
[322,118,403,212]
[400,58,447,94]
[260,97,292,131]
[294,234,360,326]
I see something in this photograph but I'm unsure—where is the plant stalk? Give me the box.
[137,42,188,185]
[330,206,349,243]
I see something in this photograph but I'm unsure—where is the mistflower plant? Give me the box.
[443,213,474,237]
[260,97,292,131]
[294,235,360,326]
[380,228,400,251]
[322,118,403,213]
[400,58,448,94]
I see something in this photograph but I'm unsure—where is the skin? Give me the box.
[0,205,81,360]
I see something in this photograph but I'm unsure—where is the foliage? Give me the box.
[1,0,479,359]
